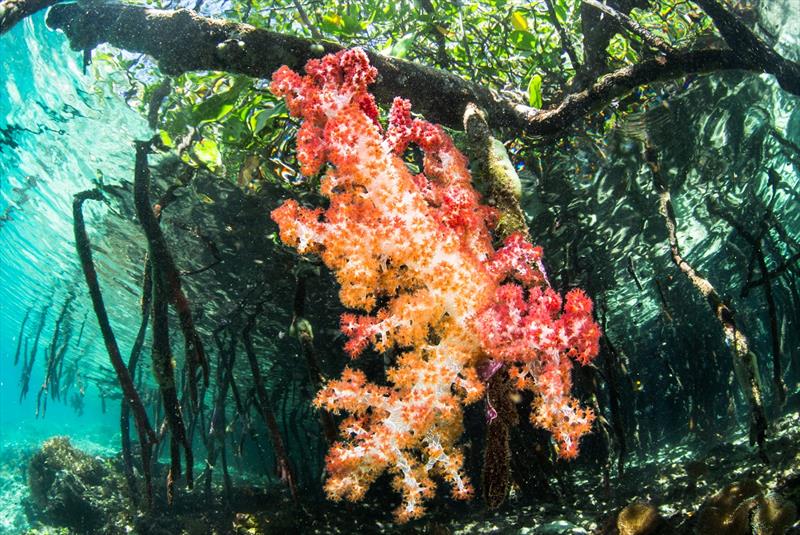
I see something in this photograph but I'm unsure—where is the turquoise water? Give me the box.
[0,15,151,532]
[0,12,147,456]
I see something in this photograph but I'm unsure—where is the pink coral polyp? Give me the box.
[269,48,601,521]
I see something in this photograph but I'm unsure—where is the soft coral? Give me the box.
[270,48,600,520]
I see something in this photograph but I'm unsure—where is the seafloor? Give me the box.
[2,411,797,534]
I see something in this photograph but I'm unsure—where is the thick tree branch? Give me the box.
[693,0,800,95]
[529,50,758,134]
[0,0,59,35]
[45,3,800,137]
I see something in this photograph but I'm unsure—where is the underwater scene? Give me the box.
[1,0,799,533]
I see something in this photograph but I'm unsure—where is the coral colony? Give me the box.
[270,49,600,521]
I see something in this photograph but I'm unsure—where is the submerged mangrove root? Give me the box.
[463,104,523,510]
[13,308,31,366]
[242,304,297,501]
[291,268,337,445]
[750,254,786,404]
[19,303,49,403]
[464,103,588,508]
[133,139,209,411]
[482,368,517,509]
[708,200,788,408]
[463,103,575,509]
[73,189,157,505]
[205,325,235,503]
[121,260,153,502]
[645,148,768,457]
[36,292,75,418]
[132,141,196,501]
[599,302,627,478]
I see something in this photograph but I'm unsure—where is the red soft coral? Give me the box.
[488,232,545,286]
[270,49,600,520]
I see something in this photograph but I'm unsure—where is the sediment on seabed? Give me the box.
[2,411,796,534]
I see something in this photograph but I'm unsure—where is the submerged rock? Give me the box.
[693,479,797,535]
[26,436,127,533]
[616,502,663,535]
[694,478,762,534]
[0,443,33,533]
[595,501,667,535]
[751,493,797,535]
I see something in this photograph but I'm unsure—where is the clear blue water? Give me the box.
[0,13,149,454]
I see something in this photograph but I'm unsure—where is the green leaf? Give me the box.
[221,118,247,144]
[527,74,543,108]
[251,110,271,135]
[510,12,528,31]
[604,112,618,133]
[249,102,287,135]
[342,5,364,34]
[159,130,174,148]
[608,34,628,62]
[342,13,363,34]
[190,78,247,125]
[509,30,537,51]
[555,2,567,24]
[193,138,222,172]
[321,13,344,32]
[388,34,415,58]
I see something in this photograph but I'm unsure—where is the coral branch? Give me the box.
[270,50,601,520]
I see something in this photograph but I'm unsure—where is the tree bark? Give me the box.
[45,3,800,137]
[0,0,60,35]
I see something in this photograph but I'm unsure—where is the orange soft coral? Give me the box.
[270,49,600,520]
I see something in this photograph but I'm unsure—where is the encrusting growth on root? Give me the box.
[645,144,768,458]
